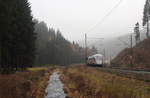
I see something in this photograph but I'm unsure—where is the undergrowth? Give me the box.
[61,66,150,98]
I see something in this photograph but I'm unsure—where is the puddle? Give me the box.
[45,72,66,98]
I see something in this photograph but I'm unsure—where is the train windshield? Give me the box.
[88,54,103,65]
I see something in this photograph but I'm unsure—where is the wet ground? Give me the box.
[45,72,66,98]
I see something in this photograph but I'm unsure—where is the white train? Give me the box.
[87,54,103,67]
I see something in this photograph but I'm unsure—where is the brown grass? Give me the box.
[0,67,55,98]
[1,66,149,98]
[61,66,150,98]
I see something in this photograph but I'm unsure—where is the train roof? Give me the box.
[88,54,103,59]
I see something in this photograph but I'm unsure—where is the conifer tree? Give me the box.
[0,0,35,73]
[143,0,150,26]
[143,0,150,38]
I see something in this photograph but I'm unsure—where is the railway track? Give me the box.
[104,67,150,74]
[94,67,150,82]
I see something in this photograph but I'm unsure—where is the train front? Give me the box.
[87,54,103,67]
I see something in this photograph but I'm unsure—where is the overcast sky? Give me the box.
[28,0,145,41]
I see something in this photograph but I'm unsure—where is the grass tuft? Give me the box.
[61,66,150,98]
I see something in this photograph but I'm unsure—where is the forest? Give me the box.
[0,0,97,73]
[34,20,86,66]
[0,0,36,73]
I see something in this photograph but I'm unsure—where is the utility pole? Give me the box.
[147,13,149,38]
[130,34,133,66]
[130,34,133,49]
[109,50,112,65]
[147,0,150,38]
[85,33,87,65]
[103,48,106,65]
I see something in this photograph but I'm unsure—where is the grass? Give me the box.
[1,66,150,98]
[27,67,48,71]
[0,67,56,98]
[61,66,150,98]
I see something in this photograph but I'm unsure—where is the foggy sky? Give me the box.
[28,0,145,41]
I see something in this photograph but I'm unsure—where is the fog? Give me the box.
[29,0,145,41]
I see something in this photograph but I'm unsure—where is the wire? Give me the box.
[86,0,124,34]
[87,37,104,39]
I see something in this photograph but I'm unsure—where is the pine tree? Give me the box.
[143,0,150,38]
[143,0,150,26]
[0,0,36,73]
[13,0,36,68]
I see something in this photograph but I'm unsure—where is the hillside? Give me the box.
[85,29,147,61]
[111,38,150,70]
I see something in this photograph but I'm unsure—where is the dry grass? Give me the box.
[1,66,149,98]
[0,67,55,98]
[27,67,48,71]
[61,66,150,98]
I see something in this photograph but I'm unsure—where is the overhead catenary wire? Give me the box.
[84,0,124,63]
[86,0,124,34]
[87,37,104,39]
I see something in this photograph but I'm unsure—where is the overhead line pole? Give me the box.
[147,13,149,38]
[103,48,106,65]
[130,34,133,66]
[85,33,87,65]
[147,0,150,38]
[130,34,133,50]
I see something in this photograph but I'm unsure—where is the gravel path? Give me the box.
[45,72,66,98]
